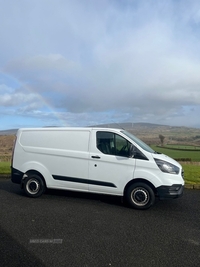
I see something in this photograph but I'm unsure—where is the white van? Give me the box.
[11,127,184,209]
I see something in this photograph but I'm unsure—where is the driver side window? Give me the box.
[115,134,131,157]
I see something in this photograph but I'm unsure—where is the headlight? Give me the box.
[154,159,180,174]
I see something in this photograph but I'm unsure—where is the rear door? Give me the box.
[88,130,136,195]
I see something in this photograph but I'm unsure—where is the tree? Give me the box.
[159,134,165,146]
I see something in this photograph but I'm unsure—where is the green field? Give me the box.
[165,144,200,150]
[151,145,200,161]
[150,145,200,184]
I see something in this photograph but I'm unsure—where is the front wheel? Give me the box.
[125,183,155,210]
[23,173,45,198]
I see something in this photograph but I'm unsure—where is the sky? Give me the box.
[1,0,200,130]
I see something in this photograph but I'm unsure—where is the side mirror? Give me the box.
[129,144,136,158]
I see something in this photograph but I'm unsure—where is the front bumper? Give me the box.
[157,184,184,200]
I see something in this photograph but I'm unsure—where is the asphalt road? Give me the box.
[0,179,200,267]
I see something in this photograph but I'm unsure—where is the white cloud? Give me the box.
[4,54,80,85]
[1,0,200,129]
[0,83,42,109]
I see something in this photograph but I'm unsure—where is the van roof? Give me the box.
[18,127,123,132]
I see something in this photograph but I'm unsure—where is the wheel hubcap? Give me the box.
[26,179,40,194]
[131,188,149,206]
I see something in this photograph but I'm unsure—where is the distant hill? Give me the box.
[0,123,200,145]
[0,129,18,135]
[92,122,166,129]
[92,122,200,145]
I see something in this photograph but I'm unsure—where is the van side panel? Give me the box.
[19,130,89,151]
[13,129,91,191]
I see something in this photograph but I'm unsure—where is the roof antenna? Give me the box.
[110,121,125,130]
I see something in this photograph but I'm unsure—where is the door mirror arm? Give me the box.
[129,144,136,158]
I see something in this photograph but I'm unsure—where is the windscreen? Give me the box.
[121,130,155,153]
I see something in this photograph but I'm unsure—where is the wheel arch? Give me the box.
[124,178,156,197]
[21,161,51,187]
[21,169,47,189]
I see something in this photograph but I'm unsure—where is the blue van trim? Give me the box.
[52,175,117,188]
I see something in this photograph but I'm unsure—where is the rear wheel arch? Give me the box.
[22,170,46,198]
[22,170,47,188]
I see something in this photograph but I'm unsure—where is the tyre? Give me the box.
[23,173,45,198]
[126,182,155,210]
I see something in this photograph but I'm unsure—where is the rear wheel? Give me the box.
[126,182,155,210]
[23,173,45,198]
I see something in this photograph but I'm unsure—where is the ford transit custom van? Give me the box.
[11,127,184,209]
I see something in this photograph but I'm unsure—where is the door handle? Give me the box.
[91,155,101,159]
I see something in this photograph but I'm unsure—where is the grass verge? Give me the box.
[0,162,10,174]
[181,164,200,184]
